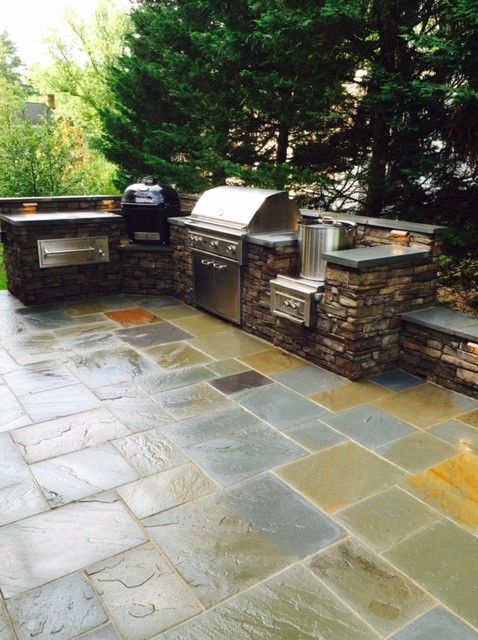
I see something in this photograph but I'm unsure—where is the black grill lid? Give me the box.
[122,177,180,208]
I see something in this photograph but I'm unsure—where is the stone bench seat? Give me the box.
[403,306,478,342]
[400,306,478,397]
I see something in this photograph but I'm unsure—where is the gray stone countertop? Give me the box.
[403,306,478,342]
[300,209,446,235]
[322,244,430,269]
[0,212,122,226]
[247,232,298,248]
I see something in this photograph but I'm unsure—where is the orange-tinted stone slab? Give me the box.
[104,308,160,326]
[407,452,478,532]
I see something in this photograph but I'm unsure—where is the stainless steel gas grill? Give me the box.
[186,186,300,324]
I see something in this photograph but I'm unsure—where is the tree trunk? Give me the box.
[276,122,289,164]
[365,107,390,215]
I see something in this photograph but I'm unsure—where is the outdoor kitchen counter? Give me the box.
[322,244,430,269]
[1,211,123,305]
[0,211,121,225]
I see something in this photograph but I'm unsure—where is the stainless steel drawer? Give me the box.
[37,237,110,269]
[192,250,240,324]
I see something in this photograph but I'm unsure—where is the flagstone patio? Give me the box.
[0,290,478,639]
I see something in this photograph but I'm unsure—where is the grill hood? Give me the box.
[188,186,300,234]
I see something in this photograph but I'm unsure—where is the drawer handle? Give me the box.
[201,259,214,266]
[213,263,227,270]
[43,247,96,258]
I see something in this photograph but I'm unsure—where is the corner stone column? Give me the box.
[317,247,437,379]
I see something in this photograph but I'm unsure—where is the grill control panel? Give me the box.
[189,231,242,264]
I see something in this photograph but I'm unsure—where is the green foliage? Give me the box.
[32,0,130,144]
[101,0,356,191]
[0,79,117,197]
[0,31,27,88]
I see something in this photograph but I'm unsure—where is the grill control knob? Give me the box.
[227,244,236,253]
[209,240,219,249]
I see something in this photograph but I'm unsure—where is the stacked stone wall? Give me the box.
[3,219,122,306]
[120,246,173,296]
[318,262,438,379]
[170,225,193,304]
[400,323,478,398]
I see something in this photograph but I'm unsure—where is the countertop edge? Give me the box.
[322,245,431,269]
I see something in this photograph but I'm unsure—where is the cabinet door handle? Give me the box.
[201,259,213,266]
[213,263,227,270]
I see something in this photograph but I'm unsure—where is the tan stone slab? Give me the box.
[189,330,267,360]
[376,431,457,473]
[309,381,393,412]
[144,342,211,369]
[158,304,204,319]
[386,519,478,628]
[336,486,440,551]
[459,409,478,429]
[159,565,379,640]
[406,452,478,532]
[308,538,433,636]
[276,441,403,512]
[373,383,478,429]
[237,348,307,375]
[168,314,231,337]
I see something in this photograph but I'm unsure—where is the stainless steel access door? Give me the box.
[192,250,241,324]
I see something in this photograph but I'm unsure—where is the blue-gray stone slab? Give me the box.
[402,306,478,341]
[234,383,328,429]
[430,419,478,454]
[246,232,298,248]
[390,608,478,640]
[285,419,346,451]
[325,404,416,449]
[322,245,430,269]
[272,365,347,395]
[184,422,307,486]
[368,369,425,392]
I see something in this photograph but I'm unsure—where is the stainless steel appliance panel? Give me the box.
[270,275,320,327]
[38,237,109,269]
[189,231,242,264]
[190,186,300,233]
[192,250,241,324]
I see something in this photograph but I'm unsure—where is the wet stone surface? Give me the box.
[308,538,433,635]
[86,545,202,640]
[0,292,477,638]
[6,572,107,640]
[390,608,478,640]
[184,422,307,486]
[160,565,378,640]
[70,347,159,388]
[145,474,344,607]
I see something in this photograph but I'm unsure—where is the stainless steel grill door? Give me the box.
[192,250,241,324]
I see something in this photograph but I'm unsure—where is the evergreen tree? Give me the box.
[101,0,355,191]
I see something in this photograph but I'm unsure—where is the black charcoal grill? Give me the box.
[120,177,182,245]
